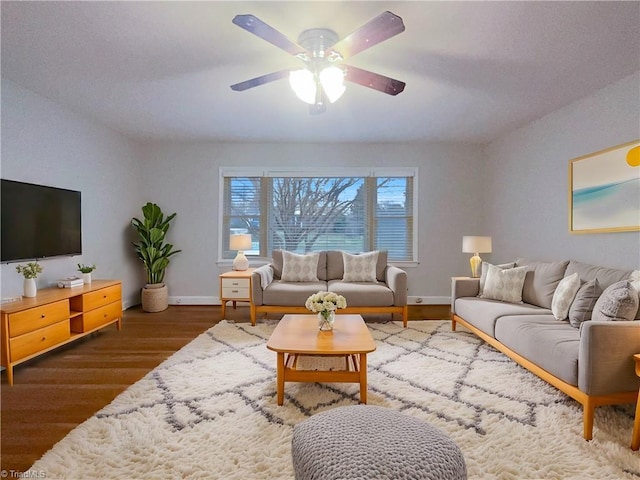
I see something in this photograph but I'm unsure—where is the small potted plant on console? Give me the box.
[77,263,97,284]
[16,261,43,298]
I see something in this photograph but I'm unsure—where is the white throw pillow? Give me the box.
[478,261,516,296]
[481,264,528,303]
[342,251,379,282]
[551,273,581,320]
[281,251,319,282]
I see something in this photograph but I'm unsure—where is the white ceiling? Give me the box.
[2,1,639,144]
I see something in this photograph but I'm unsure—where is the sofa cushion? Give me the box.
[281,251,320,282]
[342,251,378,282]
[564,260,633,291]
[272,250,327,281]
[494,315,579,386]
[478,262,516,296]
[262,281,327,306]
[454,297,550,337]
[515,259,569,309]
[592,280,639,322]
[481,264,527,303]
[327,280,394,307]
[551,273,581,321]
[326,250,388,281]
[568,279,602,328]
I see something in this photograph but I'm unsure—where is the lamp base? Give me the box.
[469,254,482,278]
[233,251,249,271]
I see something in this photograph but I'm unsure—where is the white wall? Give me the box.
[137,141,487,303]
[484,72,640,269]
[1,80,144,307]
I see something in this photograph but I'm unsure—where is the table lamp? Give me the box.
[230,234,252,271]
[462,236,492,278]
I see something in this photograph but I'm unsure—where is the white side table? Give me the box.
[219,269,255,320]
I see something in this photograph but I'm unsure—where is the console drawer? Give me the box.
[70,284,121,311]
[70,301,121,333]
[222,287,250,299]
[8,300,70,337]
[10,320,71,362]
[221,278,250,289]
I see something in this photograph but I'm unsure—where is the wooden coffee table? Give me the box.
[266,314,376,405]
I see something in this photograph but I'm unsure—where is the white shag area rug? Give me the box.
[29,320,639,480]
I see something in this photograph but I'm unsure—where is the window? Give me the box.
[221,168,417,262]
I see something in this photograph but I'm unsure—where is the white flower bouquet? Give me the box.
[305,291,347,319]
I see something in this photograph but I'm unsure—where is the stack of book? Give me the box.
[57,277,84,288]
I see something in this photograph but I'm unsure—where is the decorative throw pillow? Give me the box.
[342,251,379,282]
[478,261,516,296]
[551,273,581,321]
[568,279,602,328]
[591,280,639,322]
[481,264,528,303]
[281,251,320,282]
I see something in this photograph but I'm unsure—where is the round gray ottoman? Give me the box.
[291,405,466,480]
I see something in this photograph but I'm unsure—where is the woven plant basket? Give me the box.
[141,283,168,312]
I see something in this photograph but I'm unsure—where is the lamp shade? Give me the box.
[289,69,316,104]
[230,234,252,251]
[462,236,492,253]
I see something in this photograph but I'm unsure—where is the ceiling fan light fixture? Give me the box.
[319,66,346,103]
[289,69,316,104]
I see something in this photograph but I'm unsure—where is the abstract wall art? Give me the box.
[569,139,640,233]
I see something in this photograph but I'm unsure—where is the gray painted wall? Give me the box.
[484,72,640,270]
[0,80,144,307]
[136,141,485,303]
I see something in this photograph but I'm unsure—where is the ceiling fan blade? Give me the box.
[344,66,405,96]
[230,70,290,91]
[232,14,307,57]
[326,11,405,60]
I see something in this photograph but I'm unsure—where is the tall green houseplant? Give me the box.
[132,202,181,285]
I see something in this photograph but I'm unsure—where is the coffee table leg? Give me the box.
[277,352,285,406]
[359,353,367,404]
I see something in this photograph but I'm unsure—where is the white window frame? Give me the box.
[218,167,419,267]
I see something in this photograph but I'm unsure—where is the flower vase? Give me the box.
[82,273,92,284]
[23,278,37,298]
[318,311,335,331]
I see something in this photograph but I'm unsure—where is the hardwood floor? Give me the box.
[0,305,243,474]
[0,303,447,473]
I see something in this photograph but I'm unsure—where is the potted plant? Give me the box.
[131,202,181,312]
[16,262,43,298]
[77,263,96,285]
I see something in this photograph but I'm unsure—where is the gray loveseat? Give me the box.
[250,250,408,326]
[451,258,640,441]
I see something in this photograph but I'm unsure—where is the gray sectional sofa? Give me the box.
[451,259,640,441]
[250,250,408,326]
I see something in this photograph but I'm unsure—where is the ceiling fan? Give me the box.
[230,11,406,114]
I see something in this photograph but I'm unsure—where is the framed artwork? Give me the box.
[569,139,640,233]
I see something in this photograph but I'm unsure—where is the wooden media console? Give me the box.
[1,280,122,385]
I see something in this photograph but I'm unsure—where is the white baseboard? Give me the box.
[169,296,221,306]
[408,295,451,305]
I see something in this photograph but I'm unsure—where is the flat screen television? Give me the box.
[1,179,82,262]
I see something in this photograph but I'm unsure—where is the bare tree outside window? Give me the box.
[271,177,362,252]
[223,172,414,261]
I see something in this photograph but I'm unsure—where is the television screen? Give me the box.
[1,179,82,262]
